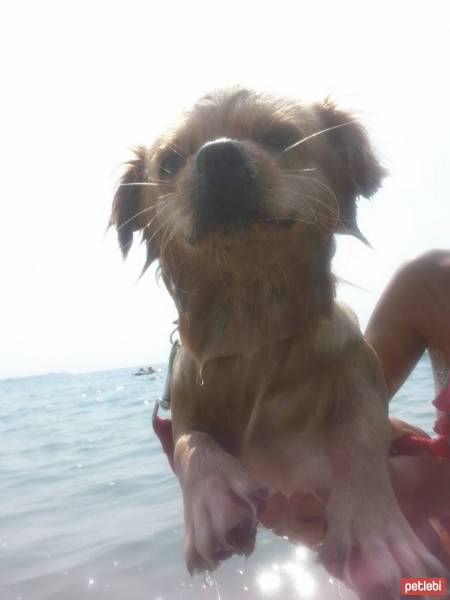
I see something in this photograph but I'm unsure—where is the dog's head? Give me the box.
[112,88,384,270]
[111,88,385,356]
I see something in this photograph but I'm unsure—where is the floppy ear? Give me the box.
[110,146,159,270]
[110,146,147,257]
[316,100,387,241]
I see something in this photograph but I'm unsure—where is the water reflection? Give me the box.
[257,570,282,594]
[255,545,340,599]
[0,367,362,600]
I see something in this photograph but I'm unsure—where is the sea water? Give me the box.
[0,356,438,600]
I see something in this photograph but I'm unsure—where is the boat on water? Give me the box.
[133,366,156,376]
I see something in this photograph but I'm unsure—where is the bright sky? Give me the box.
[1,0,449,378]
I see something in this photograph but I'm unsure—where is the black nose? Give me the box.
[192,139,262,240]
[196,139,252,181]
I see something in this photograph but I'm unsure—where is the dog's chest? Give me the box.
[241,396,334,496]
[198,350,335,495]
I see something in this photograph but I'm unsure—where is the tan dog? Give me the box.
[111,88,445,597]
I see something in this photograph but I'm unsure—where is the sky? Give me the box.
[1,0,449,378]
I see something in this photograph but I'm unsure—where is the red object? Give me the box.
[391,433,450,459]
[391,381,450,459]
[434,415,450,438]
[433,384,450,412]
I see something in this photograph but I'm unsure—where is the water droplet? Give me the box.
[203,571,214,587]
[236,569,244,575]
[108,481,116,486]
[243,586,249,592]
[88,578,95,586]
[113,560,118,566]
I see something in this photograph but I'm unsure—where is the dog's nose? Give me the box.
[191,138,263,241]
[195,139,253,181]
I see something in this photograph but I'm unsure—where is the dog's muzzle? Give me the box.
[191,138,263,239]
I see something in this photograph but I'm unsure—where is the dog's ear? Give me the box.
[110,147,159,271]
[316,100,387,240]
[110,146,147,258]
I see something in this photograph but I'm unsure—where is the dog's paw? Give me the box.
[183,467,268,574]
[319,498,448,599]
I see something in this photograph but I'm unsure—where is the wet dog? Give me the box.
[111,88,445,598]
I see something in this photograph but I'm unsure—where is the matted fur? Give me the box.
[112,88,446,597]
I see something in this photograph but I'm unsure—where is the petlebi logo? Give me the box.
[401,577,447,596]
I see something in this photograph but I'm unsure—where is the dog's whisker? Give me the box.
[114,204,156,233]
[145,197,181,236]
[160,211,184,260]
[280,191,339,230]
[115,197,178,233]
[277,121,355,158]
[281,167,318,174]
[141,198,182,247]
[146,205,182,251]
[117,181,173,188]
[298,177,340,224]
[281,175,340,225]
[278,202,318,224]
[157,191,179,202]
[278,188,321,223]
[289,191,338,223]
[167,141,187,157]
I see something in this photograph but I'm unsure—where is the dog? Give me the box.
[111,88,446,598]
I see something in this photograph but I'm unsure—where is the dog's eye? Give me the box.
[259,128,299,152]
[262,134,290,150]
[160,152,185,177]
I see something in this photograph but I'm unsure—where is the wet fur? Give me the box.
[111,88,445,597]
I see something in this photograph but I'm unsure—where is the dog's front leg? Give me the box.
[320,367,446,597]
[174,431,268,574]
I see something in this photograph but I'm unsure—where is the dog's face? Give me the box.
[112,87,385,290]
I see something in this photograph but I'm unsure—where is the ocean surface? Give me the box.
[0,355,439,600]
